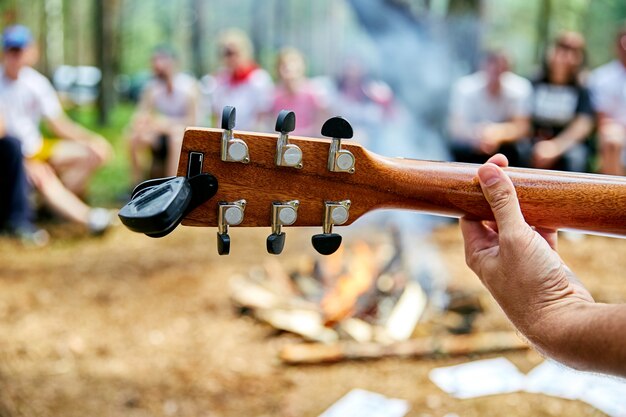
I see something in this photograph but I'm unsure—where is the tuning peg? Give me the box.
[321,116,355,173]
[217,199,246,255]
[274,110,303,169]
[312,200,350,255]
[267,200,299,255]
[220,106,250,163]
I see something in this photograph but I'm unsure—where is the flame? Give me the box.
[321,241,378,326]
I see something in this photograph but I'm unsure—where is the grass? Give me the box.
[66,103,135,206]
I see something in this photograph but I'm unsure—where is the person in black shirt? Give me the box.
[530,32,595,171]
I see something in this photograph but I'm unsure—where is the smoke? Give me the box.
[345,0,478,162]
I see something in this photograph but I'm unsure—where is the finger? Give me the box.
[477,163,527,233]
[483,220,498,234]
[486,153,509,168]
[535,227,558,250]
[460,218,498,253]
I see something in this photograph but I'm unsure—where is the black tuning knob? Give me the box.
[321,117,355,173]
[266,232,286,255]
[275,110,296,134]
[321,116,353,139]
[311,233,343,255]
[312,200,349,255]
[221,106,236,130]
[217,233,231,255]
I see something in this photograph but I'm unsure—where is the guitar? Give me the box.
[119,107,626,255]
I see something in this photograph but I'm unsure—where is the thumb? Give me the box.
[477,163,526,233]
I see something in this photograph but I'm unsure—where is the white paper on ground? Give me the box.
[318,389,410,417]
[430,358,626,417]
[523,360,626,416]
[523,360,588,400]
[428,357,526,399]
[580,375,626,417]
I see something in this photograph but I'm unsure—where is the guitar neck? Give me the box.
[176,127,626,236]
[370,155,626,236]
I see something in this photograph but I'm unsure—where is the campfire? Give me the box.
[229,229,527,364]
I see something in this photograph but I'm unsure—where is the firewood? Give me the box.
[384,281,427,341]
[279,331,527,365]
[255,308,338,344]
[229,275,315,311]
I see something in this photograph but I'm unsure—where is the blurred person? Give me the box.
[332,59,395,147]
[128,46,198,183]
[210,28,273,131]
[0,25,114,234]
[589,25,626,176]
[448,51,532,166]
[0,111,48,244]
[270,48,326,136]
[529,32,594,171]
[461,154,626,377]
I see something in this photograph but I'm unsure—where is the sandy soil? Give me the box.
[0,223,623,417]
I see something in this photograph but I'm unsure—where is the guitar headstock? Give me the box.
[173,108,392,255]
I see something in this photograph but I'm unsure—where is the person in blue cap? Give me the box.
[0,25,115,236]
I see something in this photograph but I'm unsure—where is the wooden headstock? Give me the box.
[177,126,385,228]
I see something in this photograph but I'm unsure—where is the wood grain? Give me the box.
[177,127,626,236]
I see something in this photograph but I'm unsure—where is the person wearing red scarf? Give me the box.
[210,29,273,131]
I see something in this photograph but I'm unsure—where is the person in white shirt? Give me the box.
[448,51,532,166]
[128,46,198,183]
[209,29,273,131]
[588,25,626,176]
[0,25,114,234]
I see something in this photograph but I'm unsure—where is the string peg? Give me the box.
[217,199,246,255]
[321,116,355,174]
[311,200,350,255]
[275,110,303,169]
[267,200,299,255]
[220,106,250,163]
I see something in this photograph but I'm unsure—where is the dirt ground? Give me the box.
[0,222,624,417]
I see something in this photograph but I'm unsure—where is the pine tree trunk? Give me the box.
[95,0,115,125]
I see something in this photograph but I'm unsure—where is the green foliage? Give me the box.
[68,104,134,206]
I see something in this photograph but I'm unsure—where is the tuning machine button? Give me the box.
[220,106,250,164]
[267,200,299,255]
[274,110,303,169]
[217,199,246,255]
[312,200,350,255]
[321,116,355,174]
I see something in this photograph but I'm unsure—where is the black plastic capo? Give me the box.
[119,173,218,238]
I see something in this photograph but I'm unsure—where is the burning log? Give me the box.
[279,331,527,365]
[320,241,380,325]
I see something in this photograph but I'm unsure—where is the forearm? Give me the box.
[50,116,103,143]
[530,302,626,377]
[550,116,594,152]
[491,119,530,143]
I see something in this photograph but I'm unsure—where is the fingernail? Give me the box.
[478,165,500,187]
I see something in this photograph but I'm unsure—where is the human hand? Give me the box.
[600,121,626,146]
[477,124,504,155]
[87,135,113,164]
[460,154,593,347]
[531,140,562,169]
